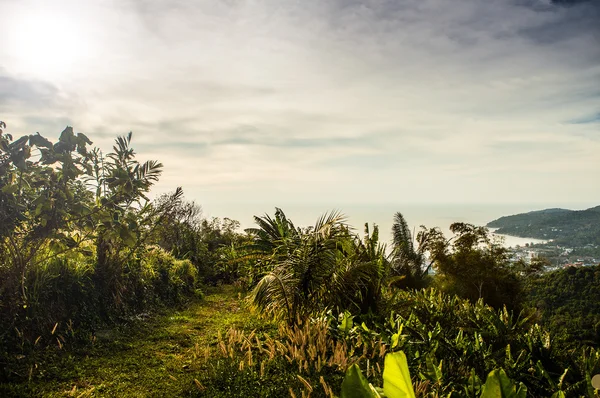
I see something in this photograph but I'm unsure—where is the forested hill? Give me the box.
[487,205,600,246]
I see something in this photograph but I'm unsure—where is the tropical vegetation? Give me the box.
[1,122,599,397]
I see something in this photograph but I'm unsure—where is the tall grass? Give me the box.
[0,247,199,381]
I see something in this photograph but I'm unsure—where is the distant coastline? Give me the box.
[485,205,600,246]
[488,228,548,248]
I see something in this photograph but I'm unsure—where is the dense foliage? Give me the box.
[0,125,203,381]
[1,122,599,396]
[187,289,599,397]
[525,265,600,348]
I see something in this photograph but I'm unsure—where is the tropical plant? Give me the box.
[389,212,444,290]
[341,351,415,398]
[250,210,380,324]
[352,223,389,313]
[0,124,202,378]
[426,222,523,310]
[151,192,204,261]
[245,207,301,264]
[340,351,527,398]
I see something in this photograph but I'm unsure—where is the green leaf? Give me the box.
[1,184,19,194]
[481,369,527,398]
[119,226,136,246]
[424,354,443,384]
[392,324,404,348]
[383,351,416,398]
[341,364,380,398]
[77,132,92,145]
[10,135,28,149]
[465,368,483,397]
[339,311,354,334]
[391,333,400,348]
[59,126,75,144]
[29,133,53,148]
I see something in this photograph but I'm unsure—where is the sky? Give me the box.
[1,0,599,220]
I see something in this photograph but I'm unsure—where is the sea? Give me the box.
[202,202,597,249]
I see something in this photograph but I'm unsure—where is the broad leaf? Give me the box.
[29,133,53,148]
[341,364,380,398]
[339,311,354,334]
[383,351,416,398]
[481,369,527,398]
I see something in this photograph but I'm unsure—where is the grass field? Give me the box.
[1,286,271,397]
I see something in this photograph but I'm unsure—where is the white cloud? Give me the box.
[0,0,598,210]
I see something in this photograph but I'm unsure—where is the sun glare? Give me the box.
[7,10,87,81]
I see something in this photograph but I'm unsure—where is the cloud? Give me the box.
[567,113,600,124]
[0,0,599,207]
[0,73,59,109]
[0,71,84,135]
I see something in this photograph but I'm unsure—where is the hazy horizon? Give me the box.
[197,201,599,244]
[2,0,599,207]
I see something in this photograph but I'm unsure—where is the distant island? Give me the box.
[487,205,600,246]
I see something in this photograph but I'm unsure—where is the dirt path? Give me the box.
[4,285,267,397]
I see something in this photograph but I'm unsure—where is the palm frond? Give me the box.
[313,210,346,240]
[392,212,414,254]
[252,267,297,321]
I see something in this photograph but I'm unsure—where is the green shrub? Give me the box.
[0,246,200,382]
[525,265,600,348]
[143,247,198,304]
[328,288,592,396]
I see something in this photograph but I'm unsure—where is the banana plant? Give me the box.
[340,351,529,398]
[480,369,527,398]
[341,351,415,398]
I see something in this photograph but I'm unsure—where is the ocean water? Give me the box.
[202,202,596,249]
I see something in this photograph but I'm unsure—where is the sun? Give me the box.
[6,8,88,81]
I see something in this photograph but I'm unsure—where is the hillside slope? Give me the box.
[487,205,600,246]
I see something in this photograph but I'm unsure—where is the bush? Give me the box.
[143,247,198,304]
[0,247,200,382]
[355,288,593,397]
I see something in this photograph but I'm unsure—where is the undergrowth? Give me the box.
[0,285,270,398]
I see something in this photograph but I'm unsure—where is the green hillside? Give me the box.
[526,265,600,347]
[487,205,600,246]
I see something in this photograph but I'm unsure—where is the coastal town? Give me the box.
[510,242,599,270]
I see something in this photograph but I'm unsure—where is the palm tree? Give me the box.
[93,132,164,311]
[389,212,436,289]
[244,207,300,260]
[250,210,379,324]
[351,223,389,313]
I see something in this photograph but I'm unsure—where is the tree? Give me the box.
[89,132,167,311]
[0,123,172,318]
[388,212,438,289]
[514,255,552,277]
[151,192,203,260]
[250,210,379,324]
[429,223,522,311]
[245,208,301,261]
[352,222,389,313]
[0,125,95,306]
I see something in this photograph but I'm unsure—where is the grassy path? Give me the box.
[4,286,268,397]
